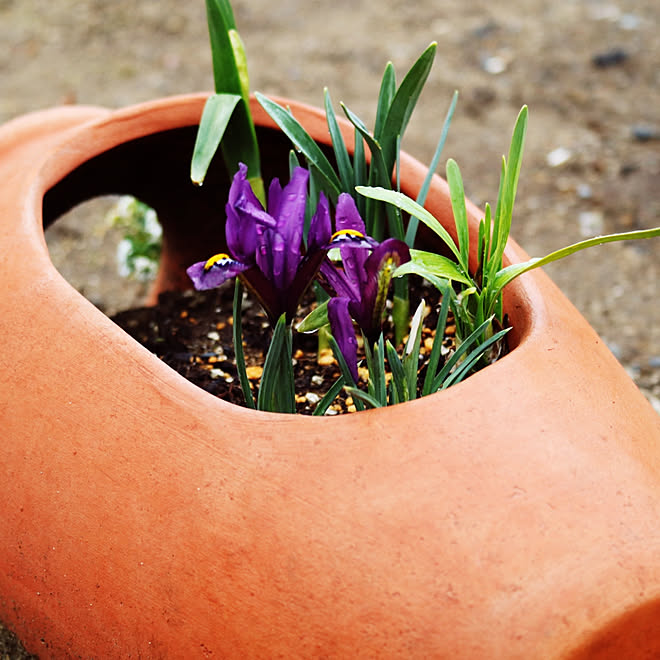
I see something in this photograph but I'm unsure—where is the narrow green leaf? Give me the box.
[446,159,471,274]
[353,131,368,217]
[422,284,451,396]
[406,90,458,246]
[204,0,262,195]
[379,43,437,174]
[356,186,464,267]
[324,89,354,192]
[255,93,342,198]
[362,337,387,405]
[431,316,496,391]
[327,334,364,411]
[341,103,391,191]
[442,328,509,388]
[344,386,383,409]
[374,62,396,138]
[395,249,472,286]
[490,106,528,278]
[386,340,408,403]
[257,314,295,413]
[296,299,329,333]
[232,279,255,409]
[191,93,241,185]
[313,375,346,416]
[341,104,397,238]
[392,284,410,346]
[487,226,660,317]
[403,300,425,395]
[205,0,240,95]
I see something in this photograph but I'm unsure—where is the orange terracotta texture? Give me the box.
[1,95,659,658]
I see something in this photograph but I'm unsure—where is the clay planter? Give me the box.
[1,94,659,658]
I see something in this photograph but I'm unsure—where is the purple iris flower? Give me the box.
[187,163,332,324]
[320,194,411,382]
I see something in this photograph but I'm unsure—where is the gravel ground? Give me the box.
[1,0,659,655]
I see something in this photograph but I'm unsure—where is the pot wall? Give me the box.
[1,95,659,658]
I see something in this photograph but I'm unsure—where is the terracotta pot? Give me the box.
[1,94,659,659]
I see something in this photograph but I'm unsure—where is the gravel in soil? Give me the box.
[110,281,464,415]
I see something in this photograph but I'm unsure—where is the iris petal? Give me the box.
[361,238,411,335]
[307,193,332,252]
[226,164,262,262]
[186,255,249,291]
[328,297,360,383]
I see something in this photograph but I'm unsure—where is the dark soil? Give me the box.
[110,281,460,415]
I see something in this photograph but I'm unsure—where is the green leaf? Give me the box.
[232,279,255,409]
[344,386,383,409]
[378,43,437,174]
[352,131,368,216]
[296,299,329,333]
[362,335,388,406]
[341,104,391,192]
[341,102,407,239]
[313,375,346,416]
[257,314,295,413]
[205,0,240,95]
[324,89,354,192]
[190,93,241,185]
[406,90,458,246]
[203,0,262,198]
[356,186,465,268]
[487,226,660,317]
[489,106,528,282]
[431,316,496,391]
[374,62,396,138]
[386,340,408,403]
[422,283,451,396]
[394,249,473,286]
[446,158,471,274]
[442,328,509,388]
[255,93,342,198]
[403,299,425,399]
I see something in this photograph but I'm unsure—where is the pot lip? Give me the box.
[14,93,594,422]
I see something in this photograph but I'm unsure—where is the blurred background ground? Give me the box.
[0,0,658,654]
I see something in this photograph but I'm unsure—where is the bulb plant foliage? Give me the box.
[186,0,660,414]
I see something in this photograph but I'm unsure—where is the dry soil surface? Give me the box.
[1,0,659,655]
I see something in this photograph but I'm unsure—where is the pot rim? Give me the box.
[21,92,560,422]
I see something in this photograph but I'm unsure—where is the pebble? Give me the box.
[649,357,660,369]
[592,48,629,68]
[576,183,593,199]
[482,55,507,75]
[206,331,220,341]
[246,366,263,380]
[631,125,659,142]
[578,211,605,236]
[546,147,572,167]
[317,349,335,366]
[619,14,641,31]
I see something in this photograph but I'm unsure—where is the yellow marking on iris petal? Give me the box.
[330,228,366,242]
[204,253,233,271]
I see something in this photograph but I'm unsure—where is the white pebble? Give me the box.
[546,147,572,167]
[482,55,507,75]
[306,392,321,404]
[578,211,605,236]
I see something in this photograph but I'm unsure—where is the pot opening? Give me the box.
[42,125,526,414]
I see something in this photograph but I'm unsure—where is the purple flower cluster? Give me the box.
[187,163,410,381]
